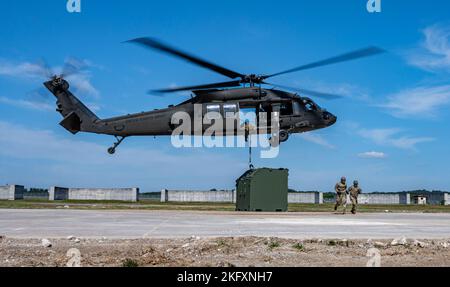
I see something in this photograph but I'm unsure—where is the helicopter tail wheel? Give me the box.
[107,136,126,155]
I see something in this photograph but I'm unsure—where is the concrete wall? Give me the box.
[427,193,448,205]
[325,193,411,205]
[49,187,69,201]
[0,185,25,200]
[358,193,410,205]
[288,192,323,204]
[160,191,449,205]
[13,185,449,205]
[161,189,236,203]
[161,190,324,204]
[49,187,139,202]
[400,193,410,205]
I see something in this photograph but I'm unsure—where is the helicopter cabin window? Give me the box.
[292,101,301,115]
[223,104,238,118]
[280,102,293,116]
[206,104,221,120]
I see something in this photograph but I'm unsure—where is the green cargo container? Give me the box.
[235,168,289,212]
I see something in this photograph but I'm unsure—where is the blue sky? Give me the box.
[1,0,450,192]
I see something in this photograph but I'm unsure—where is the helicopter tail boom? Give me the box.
[44,78,100,134]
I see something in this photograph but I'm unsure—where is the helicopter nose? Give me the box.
[322,111,337,126]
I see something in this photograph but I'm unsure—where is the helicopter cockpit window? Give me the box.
[223,104,238,118]
[206,104,221,120]
[304,100,318,112]
[280,102,293,116]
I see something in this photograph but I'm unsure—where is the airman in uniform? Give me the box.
[334,176,348,214]
[242,119,256,142]
[347,180,362,214]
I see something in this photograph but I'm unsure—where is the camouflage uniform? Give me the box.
[347,181,362,214]
[334,177,348,214]
[242,120,256,142]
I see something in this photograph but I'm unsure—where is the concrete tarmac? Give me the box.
[1,209,450,239]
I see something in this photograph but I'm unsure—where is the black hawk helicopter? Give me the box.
[43,38,384,154]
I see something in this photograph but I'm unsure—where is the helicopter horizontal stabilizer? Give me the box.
[59,111,81,135]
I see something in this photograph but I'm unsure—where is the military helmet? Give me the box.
[354,180,359,186]
[341,176,346,182]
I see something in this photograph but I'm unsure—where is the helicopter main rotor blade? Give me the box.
[264,82,342,100]
[264,46,385,79]
[150,80,242,94]
[126,37,244,80]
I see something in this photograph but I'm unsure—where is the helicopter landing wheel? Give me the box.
[279,130,289,143]
[107,136,127,155]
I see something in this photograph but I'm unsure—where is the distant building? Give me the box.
[413,195,427,205]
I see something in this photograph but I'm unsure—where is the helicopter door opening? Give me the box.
[280,102,293,116]
[257,103,272,131]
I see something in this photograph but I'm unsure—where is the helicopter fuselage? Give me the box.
[45,80,336,154]
[91,87,337,137]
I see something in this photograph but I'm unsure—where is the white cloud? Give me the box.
[385,24,450,118]
[0,58,100,98]
[0,121,235,166]
[381,84,450,118]
[408,24,450,72]
[297,133,335,149]
[358,128,434,150]
[66,73,100,98]
[0,96,100,113]
[0,96,53,111]
[0,60,48,79]
[358,151,386,159]
[0,120,245,190]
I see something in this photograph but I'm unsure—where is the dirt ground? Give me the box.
[1,235,449,267]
